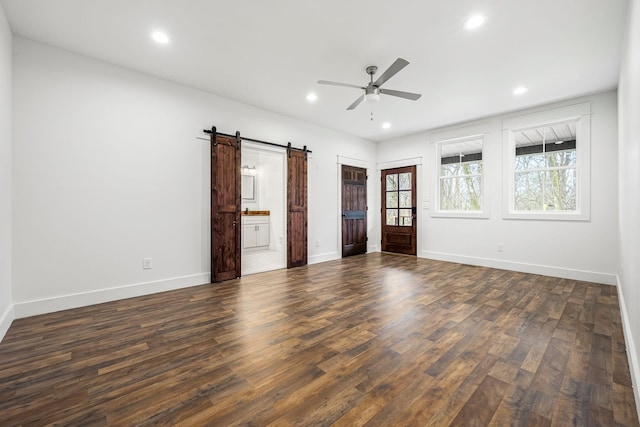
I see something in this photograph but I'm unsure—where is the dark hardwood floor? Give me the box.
[0,253,638,426]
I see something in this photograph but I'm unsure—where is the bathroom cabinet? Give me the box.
[242,215,270,249]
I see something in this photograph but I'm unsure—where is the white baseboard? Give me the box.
[0,304,15,342]
[13,273,210,319]
[420,251,617,285]
[309,251,339,265]
[616,275,640,421]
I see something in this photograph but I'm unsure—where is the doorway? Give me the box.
[240,143,287,275]
[341,165,367,257]
[381,165,417,255]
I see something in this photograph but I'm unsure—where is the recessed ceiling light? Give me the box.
[306,93,318,102]
[151,31,169,44]
[464,15,486,30]
[513,86,528,95]
[382,122,391,129]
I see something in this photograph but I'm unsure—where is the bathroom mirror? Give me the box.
[242,174,255,201]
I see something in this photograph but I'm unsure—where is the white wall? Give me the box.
[618,0,640,413]
[0,4,13,341]
[378,91,619,285]
[314,148,381,263]
[240,149,260,211]
[12,37,377,317]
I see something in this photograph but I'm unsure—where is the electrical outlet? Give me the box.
[497,243,504,252]
[143,257,152,269]
[315,240,320,247]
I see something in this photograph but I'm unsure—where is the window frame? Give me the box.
[432,134,488,219]
[502,102,591,221]
[384,170,414,227]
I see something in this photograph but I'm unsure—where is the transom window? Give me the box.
[435,137,484,214]
[385,172,412,226]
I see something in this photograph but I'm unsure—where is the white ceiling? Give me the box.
[0,0,629,141]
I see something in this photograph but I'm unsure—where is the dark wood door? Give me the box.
[211,133,241,281]
[381,166,417,255]
[287,149,308,268]
[342,165,367,257]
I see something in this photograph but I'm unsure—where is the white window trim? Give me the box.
[502,102,591,221]
[432,134,489,219]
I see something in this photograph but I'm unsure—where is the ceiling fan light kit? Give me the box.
[365,90,380,104]
[318,58,422,110]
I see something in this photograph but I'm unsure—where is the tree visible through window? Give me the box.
[386,172,412,226]
[503,102,590,221]
[513,122,577,211]
[438,138,483,211]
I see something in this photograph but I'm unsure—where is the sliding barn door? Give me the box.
[287,149,308,268]
[211,133,241,282]
[342,165,367,257]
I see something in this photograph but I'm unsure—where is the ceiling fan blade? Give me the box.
[379,88,422,101]
[318,80,364,90]
[373,58,409,87]
[346,94,364,110]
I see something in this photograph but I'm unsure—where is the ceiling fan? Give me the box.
[318,58,422,110]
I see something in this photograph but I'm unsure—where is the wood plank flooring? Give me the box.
[0,253,638,426]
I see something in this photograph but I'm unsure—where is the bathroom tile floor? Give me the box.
[242,249,285,276]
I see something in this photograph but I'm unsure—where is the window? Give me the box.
[513,123,576,211]
[434,136,485,217]
[385,171,413,226]
[503,102,591,220]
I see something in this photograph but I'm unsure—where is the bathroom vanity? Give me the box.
[242,211,270,249]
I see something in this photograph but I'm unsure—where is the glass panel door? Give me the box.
[381,166,417,255]
[385,172,412,226]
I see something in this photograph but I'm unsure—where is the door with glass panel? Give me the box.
[381,166,416,255]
